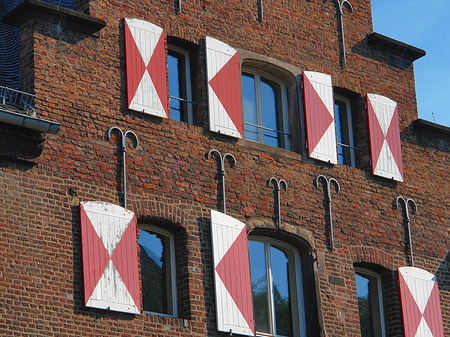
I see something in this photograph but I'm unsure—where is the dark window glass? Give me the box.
[356,270,385,337]
[334,97,355,166]
[139,229,174,315]
[168,48,193,123]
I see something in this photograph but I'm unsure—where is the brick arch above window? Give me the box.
[132,200,189,227]
[351,246,403,271]
[246,219,316,252]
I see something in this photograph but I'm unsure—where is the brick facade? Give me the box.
[1,0,449,336]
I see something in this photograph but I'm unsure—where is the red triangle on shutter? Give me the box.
[367,97,385,168]
[423,282,444,337]
[147,33,168,115]
[124,20,147,108]
[215,227,255,335]
[385,106,403,180]
[208,53,243,135]
[80,204,110,305]
[111,215,141,312]
[399,271,423,337]
[303,74,334,156]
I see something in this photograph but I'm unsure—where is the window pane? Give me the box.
[168,52,183,122]
[260,78,281,148]
[335,98,353,166]
[139,229,172,314]
[249,240,271,334]
[270,246,293,337]
[242,73,259,142]
[356,273,375,337]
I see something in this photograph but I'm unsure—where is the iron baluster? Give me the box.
[316,175,341,251]
[396,196,418,267]
[107,127,139,209]
[207,149,236,214]
[268,177,288,230]
[335,0,354,66]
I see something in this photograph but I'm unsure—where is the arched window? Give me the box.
[139,226,177,316]
[355,267,386,337]
[249,237,306,337]
[242,64,291,150]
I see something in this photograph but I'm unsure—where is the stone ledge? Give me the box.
[368,32,426,62]
[2,0,106,36]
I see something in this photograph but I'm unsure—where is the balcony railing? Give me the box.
[0,85,35,113]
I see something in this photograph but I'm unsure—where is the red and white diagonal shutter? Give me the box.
[206,37,243,138]
[80,201,141,314]
[124,18,168,117]
[367,94,403,182]
[303,71,337,164]
[210,210,255,336]
[398,267,444,337]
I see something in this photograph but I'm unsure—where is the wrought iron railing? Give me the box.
[0,86,35,112]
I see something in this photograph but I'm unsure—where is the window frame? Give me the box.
[334,93,356,167]
[241,67,291,150]
[168,44,194,124]
[139,225,178,317]
[354,267,386,337]
[249,236,307,337]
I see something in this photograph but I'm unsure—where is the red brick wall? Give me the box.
[1,0,448,336]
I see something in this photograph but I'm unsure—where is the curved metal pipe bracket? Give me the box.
[267,177,288,230]
[316,175,340,251]
[334,0,354,66]
[107,126,139,209]
[207,149,236,214]
[396,196,418,267]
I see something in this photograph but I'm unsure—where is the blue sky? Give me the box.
[371,0,450,127]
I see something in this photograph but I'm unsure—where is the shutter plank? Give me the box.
[125,18,167,117]
[211,210,255,336]
[80,201,141,314]
[206,37,243,138]
[398,267,444,337]
[303,71,337,164]
[367,94,403,181]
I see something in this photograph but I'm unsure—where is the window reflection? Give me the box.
[355,269,385,337]
[139,229,174,315]
[242,70,289,149]
[249,239,297,336]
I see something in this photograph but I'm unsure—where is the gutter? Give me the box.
[0,108,60,134]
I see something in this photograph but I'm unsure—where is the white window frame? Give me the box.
[354,267,386,337]
[139,226,177,317]
[168,44,193,124]
[241,68,291,150]
[334,93,355,167]
[249,236,306,337]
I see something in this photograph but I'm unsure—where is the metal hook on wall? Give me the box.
[316,175,341,251]
[396,196,418,267]
[268,177,288,230]
[107,126,139,209]
[207,149,236,214]
[334,0,354,66]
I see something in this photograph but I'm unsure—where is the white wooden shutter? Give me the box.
[367,94,403,182]
[398,267,444,337]
[80,201,141,314]
[124,18,168,117]
[210,210,255,336]
[206,37,243,138]
[303,71,337,164]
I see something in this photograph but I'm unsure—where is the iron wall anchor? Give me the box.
[107,127,139,209]
[207,149,236,214]
[396,196,418,267]
[268,177,288,230]
[316,175,340,251]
